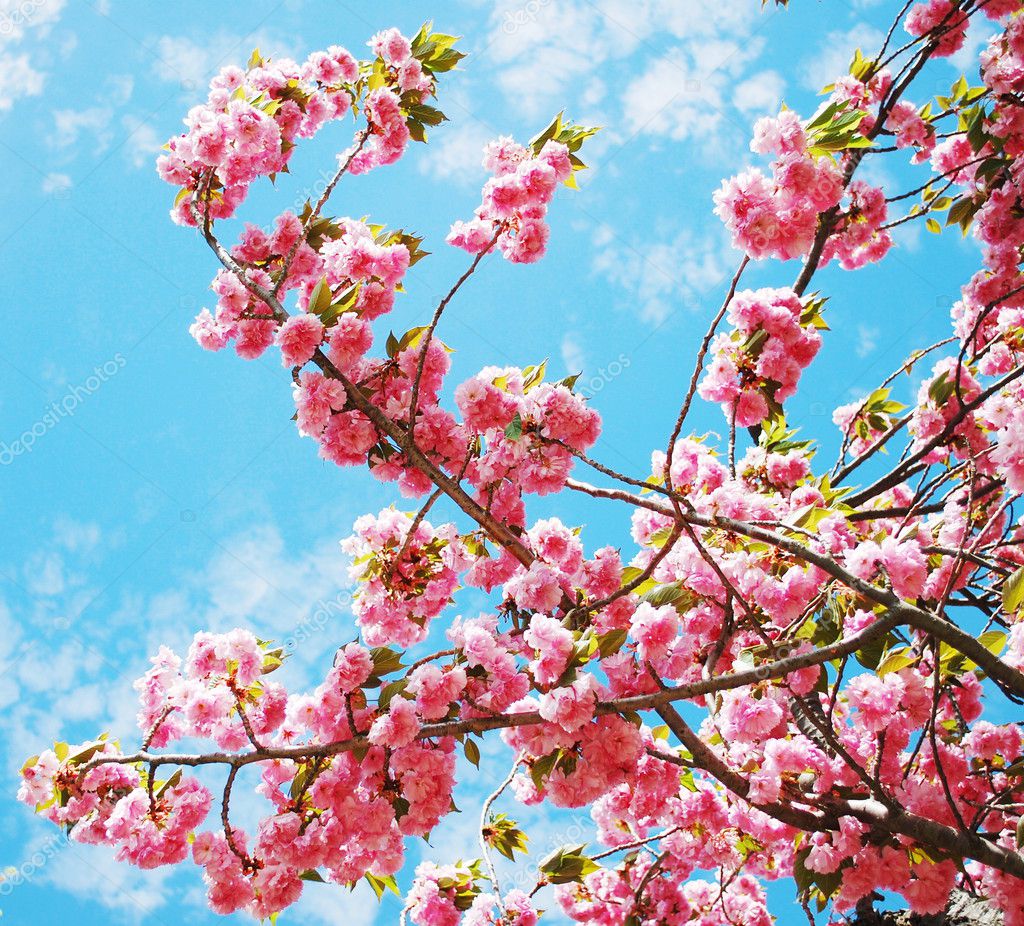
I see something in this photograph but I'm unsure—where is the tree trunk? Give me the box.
[849,892,1003,926]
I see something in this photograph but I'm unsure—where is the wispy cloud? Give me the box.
[590,222,734,325]
[0,0,67,111]
[150,31,292,91]
[803,23,884,92]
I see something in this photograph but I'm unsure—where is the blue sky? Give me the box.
[0,0,1001,923]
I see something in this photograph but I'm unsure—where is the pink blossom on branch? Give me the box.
[20,8,1024,926]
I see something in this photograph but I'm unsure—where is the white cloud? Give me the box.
[561,332,585,374]
[804,24,885,92]
[618,36,765,150]
[418,120,490,184]
[855,324,879,359]
[0,52,44,110]
[53,518,102,554]
[0,0,65,111]
[590,222,735,325]
[42,844,173,916]
[24,551,65,596]
[107,73,133,106]
[150,31,291,91]
[52,106,114,150]
[290,880,383,926]
[41,172,71,195]
[0,0,65,47]
[484,0,765,119]
[733,69,785,115]
[121,115,164,169]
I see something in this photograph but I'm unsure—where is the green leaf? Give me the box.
[154,768,182,800]
[464,738,481,768]
[378,678,408,710]
[538,844,600,884]
[619,566,644,586]
[369,646,406,678]
[876,646,916,677]
[641,582,684,608]
[308,277,333,316]
[300,869,327,883]
[529,751,559,791]
[522,360,548,393]
[504,412,523,441]
[855,630,890,671]
[597,629,628,659]
[364,873,400,901]
[1003,567,1024,615]
[485,812,529,861]
[977,630,1007,657]
[406,103,447,127]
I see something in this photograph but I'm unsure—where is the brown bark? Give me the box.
[849,892,1003,926]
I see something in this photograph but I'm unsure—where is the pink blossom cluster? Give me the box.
[342,508,463,646]
[908,357,987,464]
[697,288,822,427]
[952,251,1024,377]
[885,100,935,160]
[19,742,211,869]
[407,862,539,926]
[506,711,645,808]
[133,628,287,751]
[832,397,889,457]
[21,630,468,919]
[981,12,1024,94]
[447,136,574,263]
[714,111,844,261]
[829,67,892,115]
[980,382,1024,492]
[158,28,446,226]
[819,180,893,270]
[190,213,411,369]
[455,365,601,502]
[905,0,969,58]
[556,856,772,926]
[158,46,359,225]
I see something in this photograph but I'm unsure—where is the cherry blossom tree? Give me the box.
[18,4,1024,924]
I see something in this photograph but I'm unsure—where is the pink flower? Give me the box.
[524,613,574,686]
[330,643,374,692]
[632,602,680,662]
[408,664,467,721]
[539,674,598,733]
[505,561,564,614]
[368,696,420,747]
[369,27,413,66]
[905,0,968,57]
[847,673,905,732]
[276,313,324,366]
